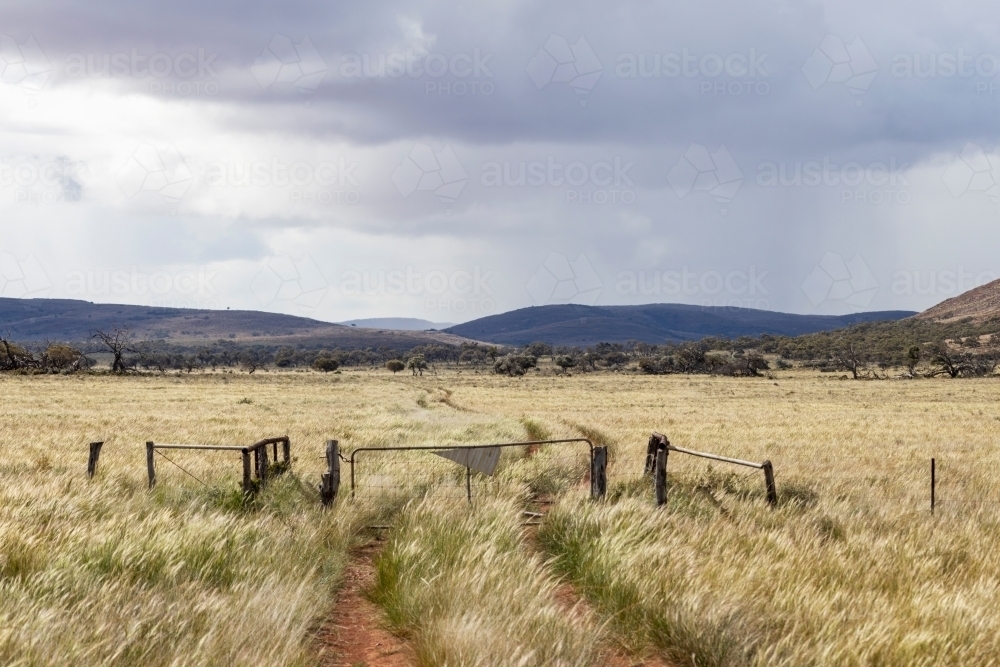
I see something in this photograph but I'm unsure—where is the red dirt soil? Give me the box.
[316,539,416,667]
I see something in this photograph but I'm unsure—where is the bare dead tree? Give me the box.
[832,343,865,380]
[928,342,971,378]
[92,327,134,374]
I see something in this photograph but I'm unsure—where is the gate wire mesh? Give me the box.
[343,439,594,511]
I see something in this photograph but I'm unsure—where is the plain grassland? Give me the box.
[1,369,999,665]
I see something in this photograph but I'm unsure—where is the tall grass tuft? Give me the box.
[371,493,601,666]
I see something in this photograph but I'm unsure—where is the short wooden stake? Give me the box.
[655,448,667,506]
[87,441,104,479]
[931,458,935,513]
[146,441,156,489]
[259,446,269,488]
[590,446,607,500]
[242,448,253,496]
[762,460,777,507]
[320,439,340,506]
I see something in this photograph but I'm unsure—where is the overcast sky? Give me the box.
[1,0,999,324]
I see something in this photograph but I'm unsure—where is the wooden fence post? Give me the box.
[282,437,291,466]
[259,446,269,488]
[644,434,658,475]
[242,448,253,496]
[590,446,607,500]
[146,441,156,489]
[931,458,935,513]
[655,447,667,506]
[320,439,340,506]
[762,460,777,506]
[87,441,104,479]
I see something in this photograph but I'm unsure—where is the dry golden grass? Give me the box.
[2,369,999,665]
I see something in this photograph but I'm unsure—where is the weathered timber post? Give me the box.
[655,447,667,506]
[320,439,340,506]
[644,434,659,475]
[242,448,253,496]
[282,437,291,466]
[146,441,156,489]
[931,458,935,513]
[253,447,260,478]
[762,460,777,506]
[87,441,104,479]
[590,446,607,500]
[259,445,269,488]
[465,465,472,504]
[645,432,669,475]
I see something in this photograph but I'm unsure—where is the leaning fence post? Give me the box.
[762,460,777,506]
[320,439,340,506]
[146,441,156,489]
[655,447,667,506]
[87,441,104,479]
[242,448,252,496]
[590,446,607,499]
[259,445,269,488]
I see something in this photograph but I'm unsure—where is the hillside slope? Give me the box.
[445,303,916,346]
[0,298,470,350]
[914,278,1000,324]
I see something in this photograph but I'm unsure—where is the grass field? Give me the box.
[2,368,999,666]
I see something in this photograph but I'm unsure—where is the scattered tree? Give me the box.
[407,354,428,376]
[493,354,537,377]
[313,355,340,372]
[554,355,577,372]
[385,359,405,374]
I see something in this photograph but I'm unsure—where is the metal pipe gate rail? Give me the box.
[646,432,777,507]
[145,436,290,494]
[349,438,606,502]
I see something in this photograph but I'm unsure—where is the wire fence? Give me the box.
[80,433,992,520]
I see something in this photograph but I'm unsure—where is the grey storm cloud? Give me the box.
[1,0,1000,320]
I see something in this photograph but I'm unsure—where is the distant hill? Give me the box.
[0,298,471,350]
[444,303,916,346]
[339,317,456,331]
[914,278,1000,324]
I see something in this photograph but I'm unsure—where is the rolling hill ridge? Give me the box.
[445,303,916,346]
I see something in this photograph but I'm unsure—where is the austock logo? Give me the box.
[251,254,329,311]
[526,252,602,306]
[802,35,878,106]
[0,252,51,297]
[115,143,194,204]
[668,143,743,214]
[251,35,327,94]
[526,35,603,105]
[942,143,1000,209]
[392,144,468,209]
[64,265,219,308]
[339,265,495,317]
[802,252,878,308]
[0,35,51,92]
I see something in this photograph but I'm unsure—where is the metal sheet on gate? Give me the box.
[432,447,501,476]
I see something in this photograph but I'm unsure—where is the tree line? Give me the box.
[3,317,1000,380]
